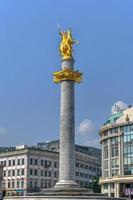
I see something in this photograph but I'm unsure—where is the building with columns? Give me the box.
[99,106,133,198]
[0,142,100,196]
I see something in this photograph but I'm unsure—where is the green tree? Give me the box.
[92,177,101,193]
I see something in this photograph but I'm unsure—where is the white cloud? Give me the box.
[111,101,127,114]
[76,119,100,147]
[0,127,7,135]
[77,119,95,135]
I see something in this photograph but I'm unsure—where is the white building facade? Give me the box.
[0,165,3,199]
[99,106,133,198]
[0,143,100,196]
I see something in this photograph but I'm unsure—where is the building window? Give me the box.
[111,169,119,176]
[17,169,20,176]
[17,181,20,188]
[12,181,15,188]
[22,158,24,165]
[80,172,83,177]
[104,146,108,159]
[12,169,15,176]
[29,181,32,189]
[12,159,15,166]
[76,171,79,176]
[21,169,24,175]
[44,160,48,167]
[34,181,38,188]
[35,159,38,165]
[105,171,108,177]
[49,161,51,167]
[21,180,24,188]
[49,171,51,177]
[30,158,33,165]
[93,167,96,172]
[123,125,133,175]
[80,164,83,168]
[104,160,108,169]
[34,169,37,176]
[44,182,47,188]
[4,160,6,166]
[111,158,119,168]
[103,183,108,189]
[41,160,43,166]
[48,182,51,188]
[45,171,47,177]
[41,182,43,188]
[17,159,20,165]
[30,169,32,175]
[41,170,43,176]
[111,146,119,157]
[8,181,11,188]
[75,162,79,168]
[3,170,6,177]
[54,171,57,177]
[54,161,57,168]
[8,170,11,176]
[8,160,11,166]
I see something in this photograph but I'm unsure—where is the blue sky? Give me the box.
[0,0,133,147]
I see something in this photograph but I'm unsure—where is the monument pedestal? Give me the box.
[4,189,125,200]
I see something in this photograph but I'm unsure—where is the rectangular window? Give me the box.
[22,158,24,165]
[41,160,43,166]
[34,169,37,176]
[12,160,15,166]
[30,169,32,175]
[8,170,11,176]
[21,181,24,188]
[4,160,6,166]
[49,161,51,167]
[35,159,38,165]
[30,158,33,165]
[12,169,15,176]
[49,171,51,177]
[104,146,108,158]
[12,181,15,188]
[21,169,24,175]
[8,181,11,188]
[3,170,6,177]
[17,169,20,176]
[17,181,20,188]
[17,159,20,165]
[8,160,11,166]
[41,170,43,176]
[45,160,47,167]
[54,161,57,168]
[54,171,57,177]
[45,171,47,177]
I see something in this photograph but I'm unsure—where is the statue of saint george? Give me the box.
[59,29,78,59]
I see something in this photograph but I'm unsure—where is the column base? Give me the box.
[54,180,80,189]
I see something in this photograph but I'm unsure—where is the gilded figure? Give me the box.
[59,29,78,59]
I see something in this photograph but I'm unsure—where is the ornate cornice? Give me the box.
[53,68,82,83]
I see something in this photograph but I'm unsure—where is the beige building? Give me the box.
[99,106,133,198]
[0,142,100,196]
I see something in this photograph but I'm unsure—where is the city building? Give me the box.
[0,165,3,199]
[99,105,133,198]
[0,142,101,196]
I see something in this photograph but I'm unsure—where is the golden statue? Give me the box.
[59,29,78,59]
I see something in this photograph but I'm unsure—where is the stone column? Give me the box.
[55,58,78,189]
